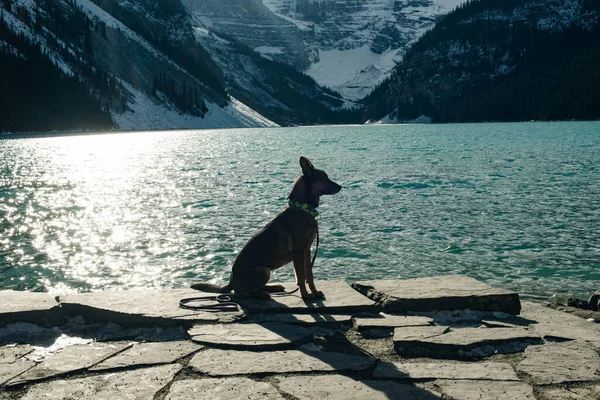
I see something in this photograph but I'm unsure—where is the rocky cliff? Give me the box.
[184,0,460,100]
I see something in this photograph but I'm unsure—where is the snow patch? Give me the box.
[254,46,284,55]
[262,0,470,100]
[192,25,230,45]
[370,113,432,124]
[306,45,402,100]
[435,0,466,11]
[193,26,210,36]
[112,82,278,130]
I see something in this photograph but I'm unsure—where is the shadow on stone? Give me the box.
[219,314,441,399]
[234,281,380,315]
[351,276,521,315]
[0,323,63,347]
[394,326,544,360]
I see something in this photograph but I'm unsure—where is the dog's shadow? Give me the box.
[235,295,441,399]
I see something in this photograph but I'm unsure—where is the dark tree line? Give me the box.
[0,18,113,132]
[152,71,208,117]
[362,0,600,123]
[92,0,227,100]
[0,0,130,132]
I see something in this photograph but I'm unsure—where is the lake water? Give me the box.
[1,122,599,299]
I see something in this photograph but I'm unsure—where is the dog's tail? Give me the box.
[190,281,233,293]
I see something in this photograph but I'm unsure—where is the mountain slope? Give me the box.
[362,0,600,123]
[0,13,113,132]
[191,24,361,126]
[185,0,464,101]
[0,0,277,132]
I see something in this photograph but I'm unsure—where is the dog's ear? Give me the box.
[299,156,315,175]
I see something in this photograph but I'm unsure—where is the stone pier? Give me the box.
[1,275,599,399]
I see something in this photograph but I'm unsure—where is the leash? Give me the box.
[179,227,320,312]
[179,294,242,312]
[311,227,319,272]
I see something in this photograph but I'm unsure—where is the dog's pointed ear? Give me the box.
[299,156,315,175]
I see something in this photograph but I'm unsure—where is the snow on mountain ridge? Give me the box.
[114,82,278,130]
[1,0,277,131]
[260,0,468,100]
[1,4,74,76]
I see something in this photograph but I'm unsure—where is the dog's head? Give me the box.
[297,156,342,207]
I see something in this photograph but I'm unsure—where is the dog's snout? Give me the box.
[326,181,342,195]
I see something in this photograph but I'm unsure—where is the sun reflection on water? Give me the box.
[1,124,600,298]
[1,131,196,293]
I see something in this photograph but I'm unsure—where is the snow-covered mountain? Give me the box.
[3,0,596,131]
[363,0,600,123]
[2,0,365,132]
[184,0,466,101]
[191,24,359,126]
[264,0,466,99]
[0,0,278,132]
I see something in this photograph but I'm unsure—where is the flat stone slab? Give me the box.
[0,292,57,315]
[235,281,379,314]
[0,291,60,326]
[394,327,542,359]
[374,361,519,381]
[188,322,313,349]
[7,342,130,386]
[434,380,535,400]
[91,341,202,371]
[481,319,523,328]
[277,375,442,400]
[167,378,283,399]
[248,313,352,326]
[189,347,376,376]
[0,345,34,363]
[393,326,450,342]
[516,341,600,385]
[521,301,600,349]
[352,275,521,314]
[61,289,244,325]
[0,359,36,386]
[21,364,180,399]
[540,384,600,400]
[354,314,433,331]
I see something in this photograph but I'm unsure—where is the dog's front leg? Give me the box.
[304,248,324,298]
[293,252,310,299]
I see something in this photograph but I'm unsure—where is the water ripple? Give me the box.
[0,123,599,299]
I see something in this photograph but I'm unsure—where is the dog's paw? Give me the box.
[312,290,325,298]
[251,291,271,299]
[301,292,314,300]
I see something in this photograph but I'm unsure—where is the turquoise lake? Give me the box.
[1,122,599,299]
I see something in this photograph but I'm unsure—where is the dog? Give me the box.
[191,156,342,299]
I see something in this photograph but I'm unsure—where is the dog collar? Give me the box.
[288,199,319,220]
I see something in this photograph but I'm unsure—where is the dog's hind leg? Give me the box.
[232,266,273,298]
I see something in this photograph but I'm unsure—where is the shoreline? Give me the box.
[2,119,599,140]
[1,275,599,399]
